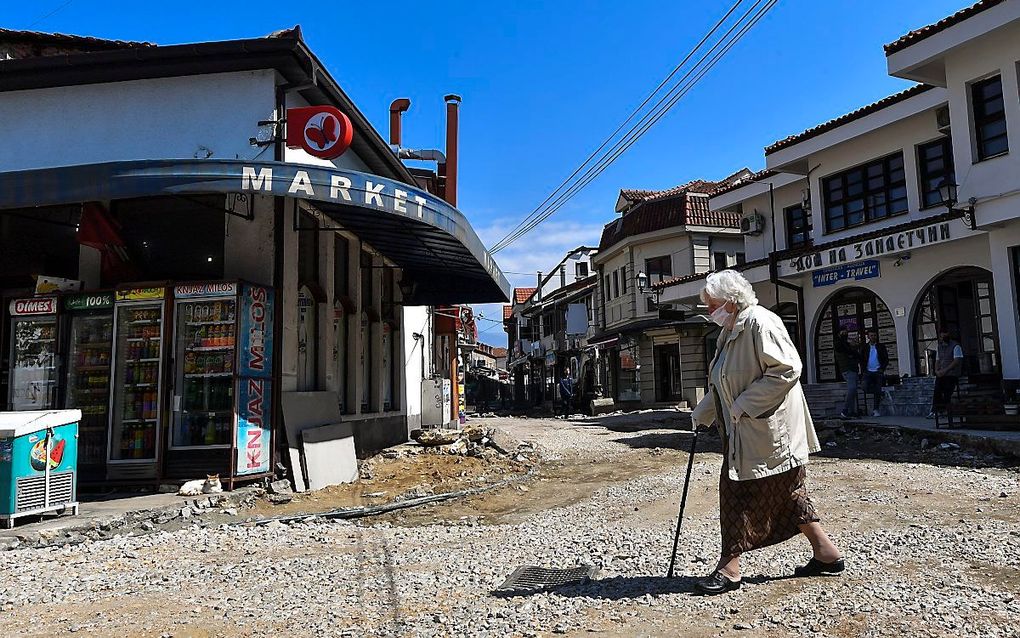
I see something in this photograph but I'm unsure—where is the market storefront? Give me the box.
[0,161,508,487]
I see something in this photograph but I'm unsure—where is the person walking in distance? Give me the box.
[559,368,575,419]
[834,330,861,418]
[690,271,843,595]
[860,330,889,417]
[927,330,964,419]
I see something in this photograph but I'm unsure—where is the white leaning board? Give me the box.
[280,392,343,492]
[302,422,358,490]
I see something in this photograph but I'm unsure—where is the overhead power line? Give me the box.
[498,0,777,249]
[488,0,746,255]
[489,0,778,254]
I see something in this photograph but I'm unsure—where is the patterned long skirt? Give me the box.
[719,435,820,557]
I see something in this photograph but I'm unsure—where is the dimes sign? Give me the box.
[9,298,56,316]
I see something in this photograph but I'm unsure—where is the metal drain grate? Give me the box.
[497,565,594,592]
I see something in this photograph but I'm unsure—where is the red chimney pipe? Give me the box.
[443,94,461,207]
[389,98,411,146]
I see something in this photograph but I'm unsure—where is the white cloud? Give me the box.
[470,217,606,346]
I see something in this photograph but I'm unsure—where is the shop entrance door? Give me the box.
[814,287,898,382]
[654,344,683,402]
[913,267,999,377]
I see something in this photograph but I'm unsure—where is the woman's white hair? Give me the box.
[700,270,758,309]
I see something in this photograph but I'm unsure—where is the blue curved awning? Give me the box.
[0,159,510,304]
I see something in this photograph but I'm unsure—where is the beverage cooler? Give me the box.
[0,409,81,529]
[61,292,114,481]
[6,297,60,412]
[108,286,168,482]
[168,282,274,485]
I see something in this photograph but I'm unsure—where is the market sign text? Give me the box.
[241,166,430,218]
[812,260,880,288]
[780,221,953,276]
[239,165,503,285]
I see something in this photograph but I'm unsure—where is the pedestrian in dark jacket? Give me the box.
[859,330,889,417]
[834,330,861,418]
[559,369,574,418]
[927,330,964,419]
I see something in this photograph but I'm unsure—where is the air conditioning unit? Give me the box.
[936,106,951,135]
[740,211,765,236]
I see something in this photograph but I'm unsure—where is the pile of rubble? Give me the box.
[408,425,535,460]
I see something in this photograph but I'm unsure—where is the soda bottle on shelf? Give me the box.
[133,425,143,458]
[124,390,134,418]
[204,418,215,445]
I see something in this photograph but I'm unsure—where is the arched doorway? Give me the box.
[814,287,898,382]
[912,266,999,378]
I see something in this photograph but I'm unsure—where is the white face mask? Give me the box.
[710,305,732,327]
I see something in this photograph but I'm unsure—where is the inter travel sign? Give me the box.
[778,220,954,277]
[811,260,880,287]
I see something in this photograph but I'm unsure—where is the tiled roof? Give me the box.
[651,258,770,290]
[513,287,537,304]
[884,0,1005,55]
[765,84,934,156]
[600,182,740,251]
[502,305,512,320]
[0,27,154,50]
[619,188,659,202]
[709,169,778,198]
[618,179,719,206]
[491,347,508,357]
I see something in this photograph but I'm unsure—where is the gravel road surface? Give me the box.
[1,414,1017,637]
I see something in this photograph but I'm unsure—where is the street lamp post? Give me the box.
[938,179,977,230]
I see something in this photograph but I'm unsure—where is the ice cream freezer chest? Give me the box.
[0,410,80,528]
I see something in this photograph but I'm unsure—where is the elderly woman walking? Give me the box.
[690,271,843,595]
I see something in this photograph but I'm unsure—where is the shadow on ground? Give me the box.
[607,421,1016,470]
[492,573,792,600]
[566,411,692,433]
[610,430,724,455]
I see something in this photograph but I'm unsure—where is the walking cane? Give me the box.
[666,426,700,578]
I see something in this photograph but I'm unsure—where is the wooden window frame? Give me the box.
[972,75,1008,162]
[821,151,908,234]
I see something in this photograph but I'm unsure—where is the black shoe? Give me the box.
[694,570,742,595]
[793,557,845,577]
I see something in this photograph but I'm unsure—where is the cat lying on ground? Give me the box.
[177,474,223,496]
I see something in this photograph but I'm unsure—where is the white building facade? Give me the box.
[657,0,1020,407]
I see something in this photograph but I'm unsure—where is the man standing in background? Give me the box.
[835,330,861,418]
[559,368,575,419]
[860,330,889,417]
[927,330,964,419]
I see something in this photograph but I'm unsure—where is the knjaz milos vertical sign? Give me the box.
[778,221,954,276]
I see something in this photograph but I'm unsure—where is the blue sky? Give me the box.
[4,0,970,345]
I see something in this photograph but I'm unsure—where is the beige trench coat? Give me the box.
[691,304,820,481]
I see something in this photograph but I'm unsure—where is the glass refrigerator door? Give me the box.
[172,298,236,448]
[8,316,58,410]
[65,313,113,466]
[110,303,163,461]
